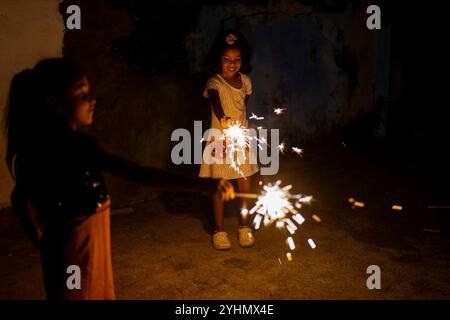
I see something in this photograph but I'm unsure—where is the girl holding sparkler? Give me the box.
[200,30,259,250]
[5,58,234,300]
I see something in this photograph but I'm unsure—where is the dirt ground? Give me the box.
[1,141,449,299]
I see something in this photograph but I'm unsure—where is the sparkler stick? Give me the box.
[234,192,258,199]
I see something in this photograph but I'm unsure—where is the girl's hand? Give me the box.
[220,116,232,129]
[215,179,235,201]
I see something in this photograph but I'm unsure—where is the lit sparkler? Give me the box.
[221,120,264,177]
[234,181,318,257]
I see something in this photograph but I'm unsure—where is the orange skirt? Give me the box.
[40,200,115,300]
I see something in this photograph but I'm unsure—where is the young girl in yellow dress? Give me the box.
[200,30,259,250]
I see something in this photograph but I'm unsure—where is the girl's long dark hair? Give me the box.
[4,58,85,178]
[206,29,252,74]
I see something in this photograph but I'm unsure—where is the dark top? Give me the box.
[14,122,214,225]
[16,125,110,220]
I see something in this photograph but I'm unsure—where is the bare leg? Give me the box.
[213,193,225,232]
[237,177,252,226]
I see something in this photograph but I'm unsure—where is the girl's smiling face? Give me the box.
[221,48,242,78]
[66,75,96,129]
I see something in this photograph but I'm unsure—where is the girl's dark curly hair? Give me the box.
[206,29,252,74]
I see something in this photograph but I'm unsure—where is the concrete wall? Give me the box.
[188,0,381,143]
[59,0,384,207]
[0,0,64,205]
[0,0,382,208]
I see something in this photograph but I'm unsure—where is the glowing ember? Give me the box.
[392,205,403,211]
[348,197,355,203]
[286,252,293,261]
[285,218,297,231]
[274,107,287,115]
[312,214,321,223]
[353,201,365,208]
[308,239,316,249]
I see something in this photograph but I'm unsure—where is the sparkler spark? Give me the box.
[292,147,303,156]
[249,112,264,120]
[292,214,305,225]
[274,107,287,115]
[287,237,296,250]
[308,239,316,249]
[278,142,286,154]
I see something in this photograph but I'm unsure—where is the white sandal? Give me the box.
[238,226,255,248]
[212,231,231,250]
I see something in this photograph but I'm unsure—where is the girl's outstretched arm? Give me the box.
[208,89,226,120]
[100,148,233,199]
